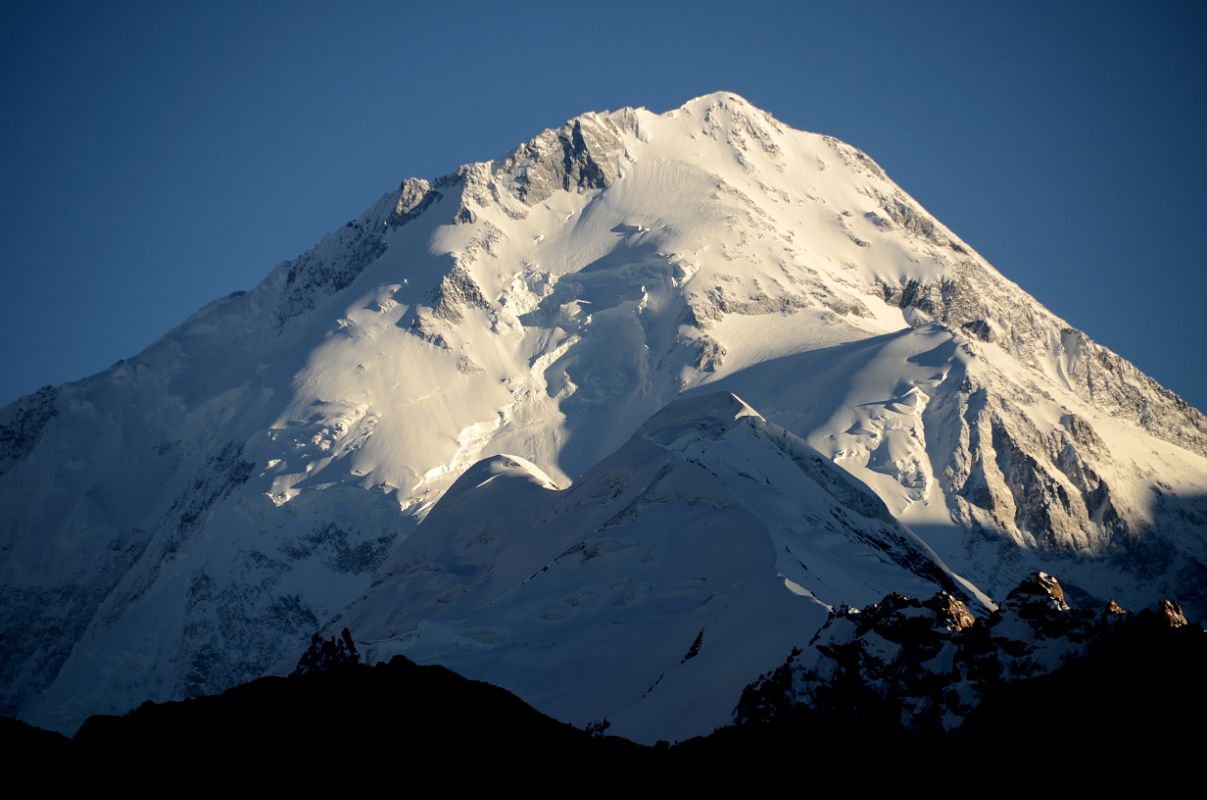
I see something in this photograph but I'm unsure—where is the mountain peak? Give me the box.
[4,91,1206,740]
[677,90,758,113]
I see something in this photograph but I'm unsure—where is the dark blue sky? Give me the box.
[2,1,1205,409]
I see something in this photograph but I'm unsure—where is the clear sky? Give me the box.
[2,1,1205,409]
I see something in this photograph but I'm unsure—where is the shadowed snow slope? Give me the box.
[334,392,974,743]
[2,92,1204,734]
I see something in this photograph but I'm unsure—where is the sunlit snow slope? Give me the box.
[2,92,1205,735]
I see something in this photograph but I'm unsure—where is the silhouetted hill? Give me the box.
[5,610,1202,782]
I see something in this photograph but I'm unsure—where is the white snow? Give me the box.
[2,90,1204,739]
[337,391,965,743]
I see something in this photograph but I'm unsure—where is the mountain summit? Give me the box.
[3,92,1205,736]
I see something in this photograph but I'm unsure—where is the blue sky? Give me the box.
[2,1,1205,408]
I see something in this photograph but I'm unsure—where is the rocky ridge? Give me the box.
[735,571,1194,731]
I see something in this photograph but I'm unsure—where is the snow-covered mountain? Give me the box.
[333,392,982,742]
[2,92,1205,737]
